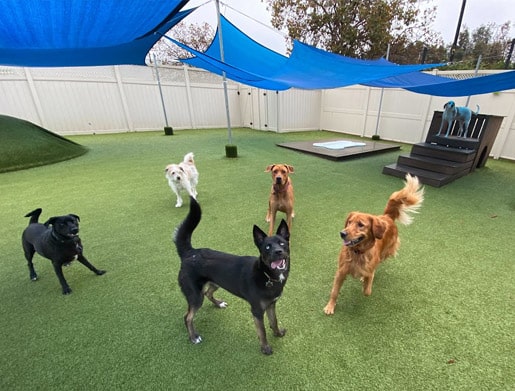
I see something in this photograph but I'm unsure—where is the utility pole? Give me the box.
[505,38,515,69]
[449,0,467,62]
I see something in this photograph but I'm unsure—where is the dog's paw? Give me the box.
[261,345,273,355]
[62,287,72,295]
[96,269,106,276]
[175,203,182,208]
[274,328,286,338]
[218,301,228,308]
[190,335,202,344]
[323,304,335,315]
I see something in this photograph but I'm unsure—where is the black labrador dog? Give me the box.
[22,208,106,294]
[174,197,290,355]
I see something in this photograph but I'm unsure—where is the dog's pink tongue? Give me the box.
[271,259,286,269]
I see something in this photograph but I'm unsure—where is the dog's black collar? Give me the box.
[263,271,284,287]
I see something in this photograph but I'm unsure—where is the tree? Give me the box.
[265,0,440,62]
[147,21,215,65]
[442,22,513,70]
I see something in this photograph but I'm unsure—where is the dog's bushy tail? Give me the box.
[24,208,42,225]
[383,174,424,225]
[183,152,195,165]
[174,196,201,258]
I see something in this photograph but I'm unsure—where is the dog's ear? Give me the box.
[345,212,355,227]
[276,219,290,242]
[443,102,448,109]
[69,214,80,222]
[265,164,275,173]
[44,217,57,227]
[253,225,267,248]
[371,217,386,240]
[286,165,294,174]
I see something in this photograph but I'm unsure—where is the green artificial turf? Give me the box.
[0,115,88,173]
[0,128,513,390]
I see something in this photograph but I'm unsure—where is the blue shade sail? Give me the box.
[0,0,192,66]
[178,15,442,90]
[2,1,513,96]
[178,14,515,96]
[364,69,515,96]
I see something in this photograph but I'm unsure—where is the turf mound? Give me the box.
[0,115,87,173]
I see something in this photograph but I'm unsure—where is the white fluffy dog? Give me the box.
[165,152,199,208]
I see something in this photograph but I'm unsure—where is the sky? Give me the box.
[181,0,514,50]
[426,0,514,43]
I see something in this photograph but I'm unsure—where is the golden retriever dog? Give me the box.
[323,174,424,315]
[265,164,295,236]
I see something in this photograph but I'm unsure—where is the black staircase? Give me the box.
[383,111,504,187]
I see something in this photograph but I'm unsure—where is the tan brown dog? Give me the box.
[265,164,295,236]
[323,174,424,315]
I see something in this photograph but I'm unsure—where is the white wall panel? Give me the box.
[0,79,40,123]
[0,66,513,160]
[35,80,127,133]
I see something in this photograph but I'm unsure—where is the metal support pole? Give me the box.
[276,91,280,132]
[374,44,390,138]
[465,55,481,107]
[153,54,169,127]
[215,0,233,144]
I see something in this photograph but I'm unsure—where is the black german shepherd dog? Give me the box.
[174,197,290,355]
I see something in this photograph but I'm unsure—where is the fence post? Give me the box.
[24,68,45,127]
[114,65,134,131]
[183,65,196,129]
[362,87,372,137]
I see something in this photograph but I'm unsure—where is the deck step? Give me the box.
[411,143,476,163]
[382,163,467,187]
[397,153,473,175]
[428,134,480,150]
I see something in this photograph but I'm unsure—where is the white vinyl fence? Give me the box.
[0,65,514,160]
[0,65,241,134]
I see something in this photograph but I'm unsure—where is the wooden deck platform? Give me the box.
[277,139,401,161]
[382,112,504,187]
